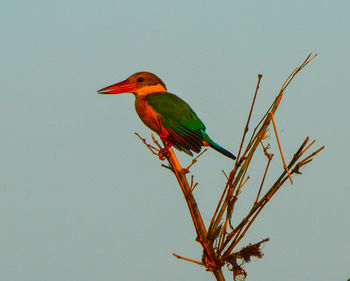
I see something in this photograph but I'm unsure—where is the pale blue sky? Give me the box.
[1,1,349,280]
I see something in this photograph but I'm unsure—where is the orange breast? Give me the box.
[134,96,161,133]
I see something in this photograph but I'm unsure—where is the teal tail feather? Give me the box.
[203,134,236,160]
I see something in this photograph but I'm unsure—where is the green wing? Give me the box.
[147,92,206,155]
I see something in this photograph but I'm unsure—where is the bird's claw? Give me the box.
[158,147,169,160]
[159,126,169,142]
[159,131,166,139]
[158,141,173,160]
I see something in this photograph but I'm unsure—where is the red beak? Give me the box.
[97,79,140,94]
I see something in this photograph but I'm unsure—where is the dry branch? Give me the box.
[136,54,322,281]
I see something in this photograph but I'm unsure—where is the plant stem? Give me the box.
[213,270,226,281]
[166,148,208,242]
[166,148,226,280]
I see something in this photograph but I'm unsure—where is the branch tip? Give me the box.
[184,148,208,172]
[173,253,203,266]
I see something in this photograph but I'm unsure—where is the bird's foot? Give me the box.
[158,148,168,160]
[158,142,173,160]
[159,126,169,142]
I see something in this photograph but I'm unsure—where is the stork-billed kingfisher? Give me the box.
[97,72,236,160]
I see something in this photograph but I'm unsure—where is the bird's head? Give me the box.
[97,72,167,96]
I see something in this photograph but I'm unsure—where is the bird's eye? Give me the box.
[137,77,144,83]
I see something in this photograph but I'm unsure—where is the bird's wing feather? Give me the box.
[147,92,205,153]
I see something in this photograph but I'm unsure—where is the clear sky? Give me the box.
[1,1,349,280]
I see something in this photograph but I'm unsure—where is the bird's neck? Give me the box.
[133,84,167,97]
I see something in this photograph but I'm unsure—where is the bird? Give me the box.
[97,72,236,160]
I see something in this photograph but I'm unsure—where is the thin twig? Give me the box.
[255,157,272,204]
[301,139,316,155]
[173,253,203,266]
[184,149,208,173]
[222,170,229,180]
[235,74,263,164]
[259,138,273,160]
[237,176,250,194]
[151,133,162,150]
[190,182,198,194]
[161,164,174,172]
[270,112,293,184]
[134,132,160,155]
[294,136,310,157]
[209,184,230,240]
[298,146,325,167]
